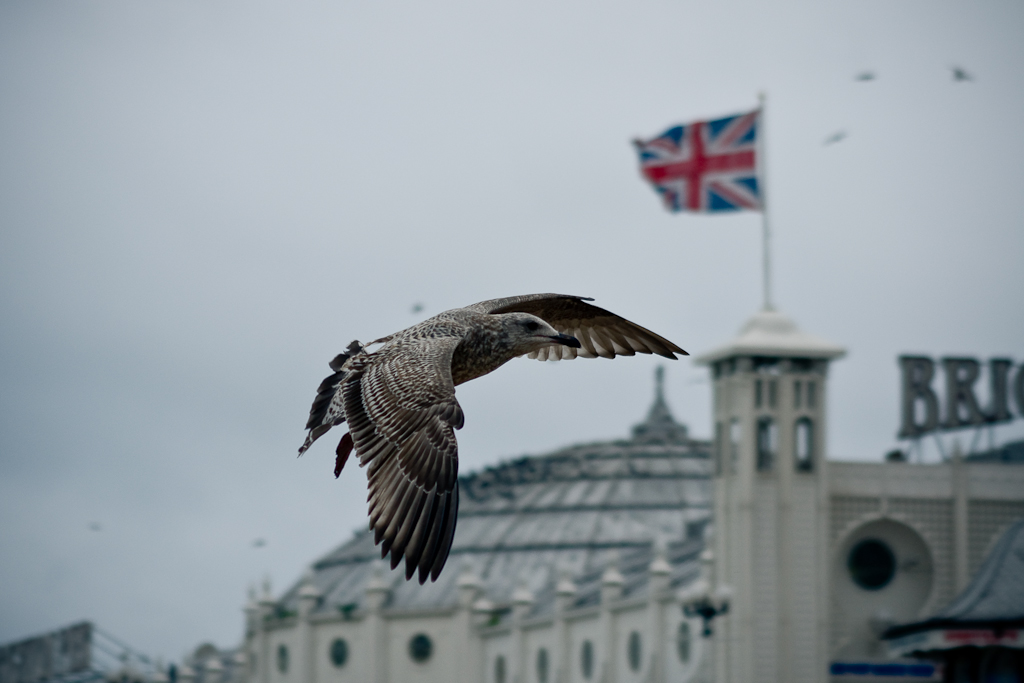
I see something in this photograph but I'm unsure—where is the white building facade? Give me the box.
[697,309,1024,683]
[222,309,1024,683]
[241,375,715,683]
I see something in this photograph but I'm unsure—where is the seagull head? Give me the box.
[500,313,581,354]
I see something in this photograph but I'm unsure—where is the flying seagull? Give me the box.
[299,293,686,583]
[951,66,973,82]
[823,130,848,146]
[854,71,876,82]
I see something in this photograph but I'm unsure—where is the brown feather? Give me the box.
[334,432,353,478]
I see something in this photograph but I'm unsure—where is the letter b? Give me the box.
[898,356,939,438]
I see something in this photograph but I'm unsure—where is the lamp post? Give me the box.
[679,550,733,637]
[681,584,733,637]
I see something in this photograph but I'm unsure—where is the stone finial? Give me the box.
[511,573,535,622]
[471,595,498,628]
[699,549,714,580]
[650,535,671,573]
[511,575,535,606]
[649,539,672,594]
[363,561,390,612]
[472,595,496,614]
[556,569,577,598]
[601,551,625,603]
[243,586,261,635]
[601,551,625,586]
[555,568,577,614]
[259,577,275,605]
[456,561,483,608]
[298,569,320,593]
[601,565,625,586]
[256,576,276,624]
[297,569,322,617]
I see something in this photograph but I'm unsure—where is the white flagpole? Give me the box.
[758,91,773,311]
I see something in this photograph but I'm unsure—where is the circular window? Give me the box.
[627,631,642,671]
[848,538,896,590]
[408,634,433,663]
[329,639,348,668]
[276,645,288,674]
[676,622,691,663]
[580,640,594,680]
[494,655,506,683]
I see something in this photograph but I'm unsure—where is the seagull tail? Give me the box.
[298,340,366,457]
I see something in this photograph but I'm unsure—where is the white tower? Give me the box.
[696,310,845,683]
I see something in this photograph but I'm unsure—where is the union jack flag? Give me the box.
[634,109,761,213]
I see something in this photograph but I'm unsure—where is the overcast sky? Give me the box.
[2,0,1022,664]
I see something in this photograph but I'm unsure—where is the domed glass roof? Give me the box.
[276,373,712,617]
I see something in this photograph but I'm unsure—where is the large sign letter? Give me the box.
[899,356,939,437]
[987,359,1014,423]
[942,357,985,428]
[1015,364,1024,420]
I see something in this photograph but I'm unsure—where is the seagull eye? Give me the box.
[525,321,541,332]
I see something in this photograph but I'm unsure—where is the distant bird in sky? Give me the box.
[951,66,974,82]
[855,71,876,81]
[299,294,686,583]
[88,522,102,532]
[252,538,267,548]
[410,302,424,314]
[823,130,848,146]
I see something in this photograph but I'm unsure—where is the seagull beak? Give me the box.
[549,333,582,348]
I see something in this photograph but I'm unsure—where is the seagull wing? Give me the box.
[468,293,687,361]
[343,336,464,584]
